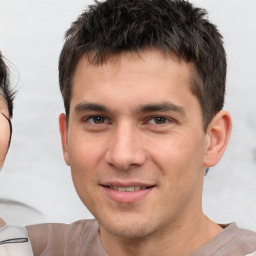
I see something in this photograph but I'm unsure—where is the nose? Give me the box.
[105,123,146,170]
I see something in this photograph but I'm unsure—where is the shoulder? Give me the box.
[26,219,99,256]
[65,218,100,240]
[191,223,256,256]
[231,225,256,254]
[214,223,256,256]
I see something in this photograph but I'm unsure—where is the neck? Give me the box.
[100,213,223,256]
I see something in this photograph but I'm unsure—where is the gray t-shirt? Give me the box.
[26,219,256,256]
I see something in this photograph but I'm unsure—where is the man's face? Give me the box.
[60,49,210,239]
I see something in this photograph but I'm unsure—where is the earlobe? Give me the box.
[203,110,232,167]
[59,113,70,166]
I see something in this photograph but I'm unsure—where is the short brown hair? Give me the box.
[59,0,226,130]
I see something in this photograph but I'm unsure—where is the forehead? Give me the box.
[70,49,198,112]
[76,49,193,73]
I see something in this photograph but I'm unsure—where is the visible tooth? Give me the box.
[125,186,135,192]
[109,186,148,191]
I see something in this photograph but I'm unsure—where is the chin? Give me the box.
[99,215,160,239]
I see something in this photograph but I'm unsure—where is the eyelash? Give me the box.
[83,115,110,125]
[146,116,173,125]
[83,115,174,126]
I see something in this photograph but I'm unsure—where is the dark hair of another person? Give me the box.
[0,51,14,118]
[59,0,226,130]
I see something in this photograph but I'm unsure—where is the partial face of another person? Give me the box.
[0,96,11,169]
[59,49,221,239]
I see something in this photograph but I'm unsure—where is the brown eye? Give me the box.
[153,117,167,124]
[86,116,106,124]
[92,116,106,124]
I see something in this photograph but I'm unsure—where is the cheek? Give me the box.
[148,134,205,180]
[68,135,106,181]
[0,123,10,168]
[149,136,205,213]
[67,136,107,213]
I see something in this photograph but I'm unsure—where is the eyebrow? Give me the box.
[75,102,109,113]
[75,101,185,116]
[138,102,186,115]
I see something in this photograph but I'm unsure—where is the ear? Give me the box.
[203,110,232,167]
[59,113,70,166]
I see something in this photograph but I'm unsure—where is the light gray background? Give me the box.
[0,0,256,229]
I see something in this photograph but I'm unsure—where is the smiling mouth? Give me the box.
[102,184,155,202]
[103,185,154,192]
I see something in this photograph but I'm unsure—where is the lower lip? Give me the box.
[102,186,154,203]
